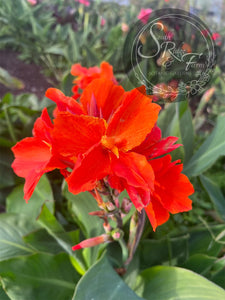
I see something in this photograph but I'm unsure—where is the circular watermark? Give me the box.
[123,8,217,102]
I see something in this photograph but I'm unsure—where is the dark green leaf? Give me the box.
[199,175,225,221]
[0,213,39,261]
[73,254,143,300]
[0,253,79,300]
[7,174,54,219]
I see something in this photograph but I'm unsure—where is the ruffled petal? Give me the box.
[110,152,155,210]
[32,108,53,143]
[144,199,170,231]
[150,155,194,214]
[71,64,100,89]
[107,87,161,151]
[80,78,124,121]
[66,143,111,194]
[133,125,181,158]
[45,88,84,115]
[52,112,107,162]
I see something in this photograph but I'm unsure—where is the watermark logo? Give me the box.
[123,8,217,102]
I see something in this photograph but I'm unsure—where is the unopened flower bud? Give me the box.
[72,234,110,251]
[121,197,132,214]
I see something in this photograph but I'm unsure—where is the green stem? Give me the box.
[4,107,17,143]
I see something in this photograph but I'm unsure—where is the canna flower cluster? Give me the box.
[11,62,194,233]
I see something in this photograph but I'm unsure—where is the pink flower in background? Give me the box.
[121,23,129,33]
[75,0,90,7]
[27,0,37,5]
[212,32,221,41]
[137,8,153,24]
[165,31,174,41]
[201,29,209,37]
[101,17,106,27]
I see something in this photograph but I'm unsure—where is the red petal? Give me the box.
[80,78,124,121]
[71,64,100,89]
[145,199,170,231]
[11,137,53,201]
[150,155,194,214]
[52,113,106,161]
[99,61,117,84]
[133,125,181,158]
[45,88,84,115]
[11,137,51,178]
[66,144,111,194]
[110,152,155,210]
[32,108,53,143]
[107,88,161,151]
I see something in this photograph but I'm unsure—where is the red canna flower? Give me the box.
[11,65,194,231]
[70,61,117,99]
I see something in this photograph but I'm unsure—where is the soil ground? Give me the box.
[0,49,52,99]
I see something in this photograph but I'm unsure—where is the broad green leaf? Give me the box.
[135,266,225,299]
[176,100,194,163]
[140,234,190,268]
[188,224,225,257]
[37,205,86,275]
[0,253,79,300]
[181,254,216,275]
[64,188,103,238]
[0,286,10,300]
[211,266,225,289]
[183,115,225,176]
[7,175,54,219]
[0,213,39,261]
[199,175,225,221]
[23,228,65,255]
[72,254,143,300]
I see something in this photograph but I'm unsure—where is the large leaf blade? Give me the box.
[183,115,225,176]
[135,266,225,299]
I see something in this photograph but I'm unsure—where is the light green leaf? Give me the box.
[199,175,225,221]
[7,174,54,219]
[176,100,194,163]
[0,67,24,89]
[183,115,225,176]
[0,213,39,261]
[0,253,79,300]
[64,188,104,268]
[64,188,103,238]
[37,205,86,275]
[73,254,143,300]
[135,266,225,299]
